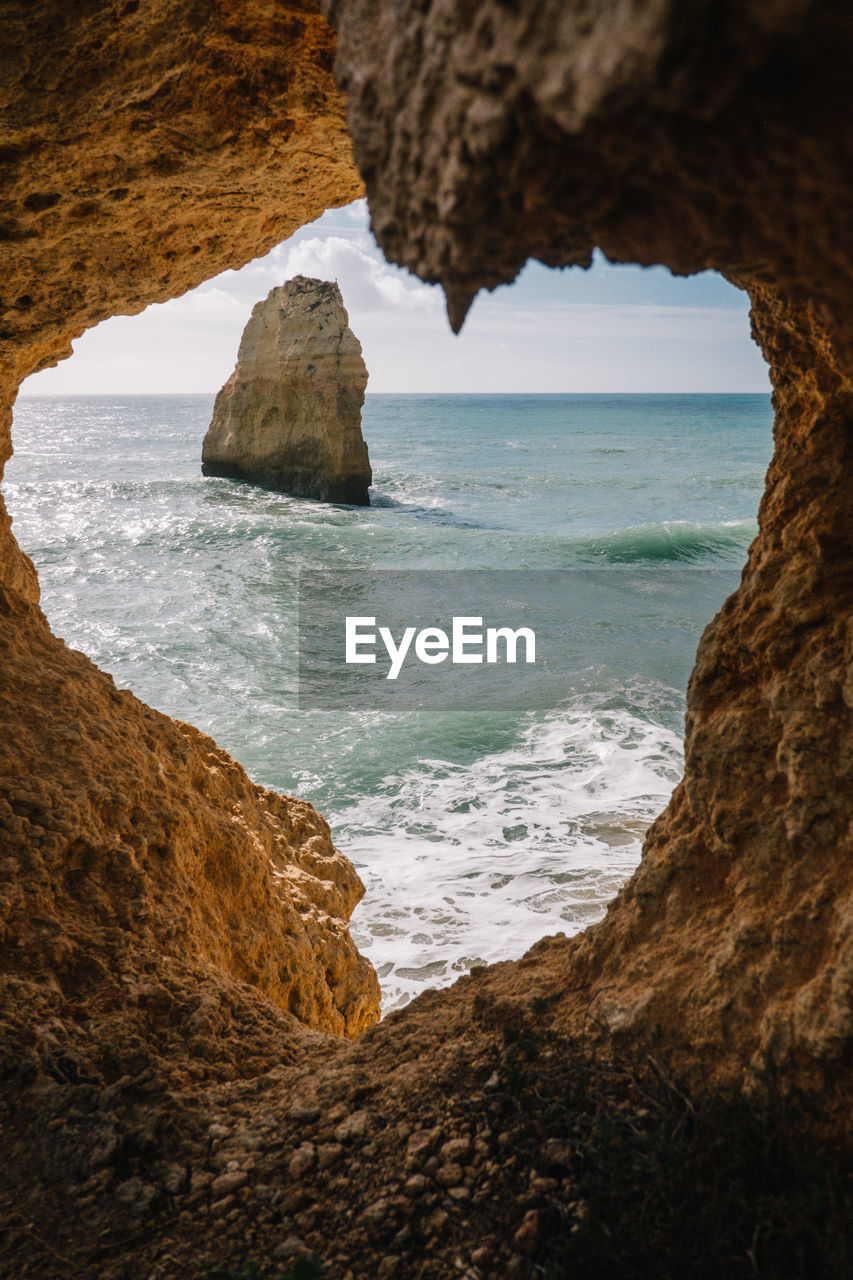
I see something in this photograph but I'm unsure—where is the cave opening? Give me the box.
[9,201,774,1016]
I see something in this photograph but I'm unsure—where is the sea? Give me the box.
[6,393,773,1012]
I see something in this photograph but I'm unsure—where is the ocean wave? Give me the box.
[572,518,757,564]
[337,685,683,1012]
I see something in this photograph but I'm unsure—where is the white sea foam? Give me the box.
[336,687,683,1011]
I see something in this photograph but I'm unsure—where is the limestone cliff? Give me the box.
[0,0,363,602]
[202,276,372,504]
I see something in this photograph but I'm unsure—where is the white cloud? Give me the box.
[275,235,441,315]
[17,199,770,396]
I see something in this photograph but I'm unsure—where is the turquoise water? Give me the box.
[7,393,773,1009]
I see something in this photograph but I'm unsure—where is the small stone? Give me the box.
[317,1142,343,1170]
[164,1164,187,1195]
[288,1144,316,1178]
[211,1170,248,1198]
[208,1123,230,1140]
[440,1137,473,1164]
[290,1102,321,1122]
[425,1208,449,1236]
[114,1178,157,1216]
[210,1195,236,1218]
[513,1209,540,1256]
[404,1174,430,1197]
[272,1236,303,1261]
[436,1162,465,1188]
[540,1139,572,1170]
[377,1258,399,1278]
[335,1110,369,1142]
[471,1247,491,1266]
[448,1186,470,1201]
[530,1175,558,1194]
[364,1197,391,1224]
[406,1129,437,1160]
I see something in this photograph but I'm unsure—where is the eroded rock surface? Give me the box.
[202,275,372,503]
[0,583,380,1082]
[0,1,381,1080]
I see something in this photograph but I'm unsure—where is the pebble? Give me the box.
[440,1137,473,1164]
[403,1174,430,1197]
[209,1195,236,1218]
[335,1110,369,1142]
[288,1144,316,1178]
[211,1170,248,1198]
[513,1208,540,1256]
[290,1103,321,1122]
[406,1130,437,1162]
[363,1197,391,1224]
[272,1236,303,1261]
[436,1162,465,1188]
[317,1142,343,1170]
[540,1138,572,1170]
[208,1123,230,1140]
[425,1208,449,1236]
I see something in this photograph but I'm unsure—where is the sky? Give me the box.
[20,199,770,396]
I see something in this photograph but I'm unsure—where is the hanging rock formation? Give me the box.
[202,276,372,504]
[323,0,853,1084]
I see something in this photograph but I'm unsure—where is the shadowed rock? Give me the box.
[202,276,372,505]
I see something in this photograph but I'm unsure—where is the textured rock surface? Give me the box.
[0,582,380,1079]
[324,0,853,1082]
[0,1,381,1072]
[202,275,372,503]
[4,0,853,1270]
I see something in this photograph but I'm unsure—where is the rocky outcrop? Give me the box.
[0,582,380,1084]
[202,276,372,504]
[0,2,380,1078]
[5,0,853,1270]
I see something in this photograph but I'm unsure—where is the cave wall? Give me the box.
[2,0,853,1088]
[0,0,379,1080]
[323,0,853,1078]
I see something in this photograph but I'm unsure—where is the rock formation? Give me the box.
[0,0,379,1080]
[202,276,372,504]
[4,0,853,1269]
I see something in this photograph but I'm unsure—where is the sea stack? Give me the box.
[202,276,372,504]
